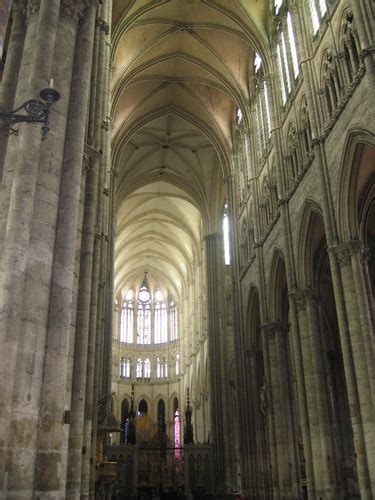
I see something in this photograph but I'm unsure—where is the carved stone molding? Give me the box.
[329,239,365,267]
[26,0,40,19]
[289,289,306,311]
[60,0,89,21]
[82,153,91,173]
[101,116,112,132]
[262,321,288,339]
[333,246,351,267]
[96,16,109,34]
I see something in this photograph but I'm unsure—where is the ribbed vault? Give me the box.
[112,0,268,297]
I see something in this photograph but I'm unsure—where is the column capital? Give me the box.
[289,288,320,310]
[60,0,90,22]
[261,321,288,338]
[303,288,321,307]
[288,289,306,310]
[329,239,365,267]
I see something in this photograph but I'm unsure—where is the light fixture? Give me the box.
[0,87,60,139]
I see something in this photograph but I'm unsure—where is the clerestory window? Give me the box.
[137,285,151,344]
[275,6,300,105]
[309,0,327,34]
[120,283,178,344]
[223,203,231,265]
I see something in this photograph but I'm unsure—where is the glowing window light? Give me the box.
[223,204,230,265]
[275,0,283,14]
[319,0,327,16]
[264,81,272,137]
[287,13,299,78]
[281,32,291,92]
[254,52,262,72]
[237,108,243,125]
[310,0,320,33]
[277,44,287,104]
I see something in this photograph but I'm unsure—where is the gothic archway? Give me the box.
[302,206,359,498]
[243,287,272,498]
[268,250,302,498]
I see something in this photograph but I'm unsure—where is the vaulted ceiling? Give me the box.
[112,0,270,299]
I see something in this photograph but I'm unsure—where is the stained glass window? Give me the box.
[137,286,151,344]
[121,289,134,343]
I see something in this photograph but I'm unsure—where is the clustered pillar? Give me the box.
[0,0,114,497]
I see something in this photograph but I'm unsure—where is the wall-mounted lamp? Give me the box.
[0,86,60,139]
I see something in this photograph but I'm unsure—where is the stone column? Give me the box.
[204,232,231,493]
[92,3,111,401]
[87,2,112,495]
[288,291,315,498]
[0,0,26,180]
[6,3,92,494]
[33,3,98,497]
[0,0,61,487]
[329,241,374,498]
[264,322,300,499]
[292,289,337,499]
[243,347,271,498]
[66,146,99,498]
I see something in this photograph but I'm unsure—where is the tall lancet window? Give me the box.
[309,0,327,34]
[120,358,131,379]
[137,282,151,344]
[156,357,168,378]
[275,3,300,104]
[254,52,272,157]
[136,358,143,379]
[176,353,180,375]
[121,289,134,343]
[170,300,178,341]
[154,289,167,343]
[223,203,231,265]
[144,358,151,379]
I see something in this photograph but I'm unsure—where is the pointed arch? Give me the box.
[297,200,325,288]
[268,248,289,323]
[245,285,261,349]
[336,128,375,241]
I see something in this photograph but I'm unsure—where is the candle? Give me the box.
[49,78,54,89]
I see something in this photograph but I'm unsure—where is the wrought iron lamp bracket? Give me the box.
[0,88,60,139]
